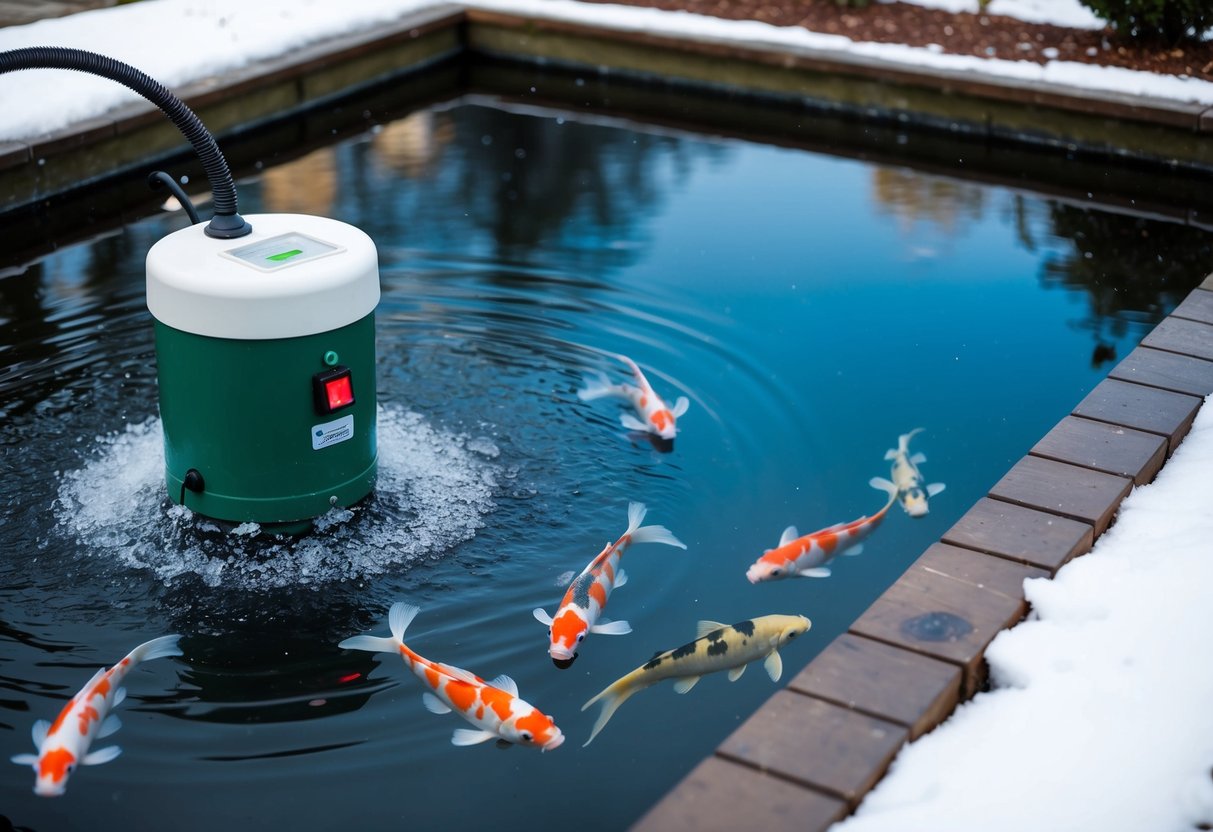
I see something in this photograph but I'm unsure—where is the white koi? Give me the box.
[339,602,564,751]
[580,614,810,747]
[533,501,686,667]
[870,428,946,517]
[11,634,183,797]
[577,353,689,441]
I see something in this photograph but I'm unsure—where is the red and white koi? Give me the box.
[534,502,686,667]
[745,493,895,583]
[870,428,946,517]
[11,634,183,797]
[577,353,689,441]
[339,602,564,751]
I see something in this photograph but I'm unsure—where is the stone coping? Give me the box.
[632,282,1212,829]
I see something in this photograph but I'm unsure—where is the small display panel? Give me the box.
[222,232,342,271]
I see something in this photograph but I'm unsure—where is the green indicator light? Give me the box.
[267,248,304,262]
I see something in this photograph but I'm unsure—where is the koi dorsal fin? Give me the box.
[778,526,799,547]
[438,663,479,684]
[488,674,518,696]
[696,620,727,639]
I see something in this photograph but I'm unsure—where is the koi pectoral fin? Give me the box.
[83,746,122,766]
[620,414,648,432]
[451,729,498,747]
[591,620,632,636]
[764,650,783,683]
[32,719,50,750]
[11,753,38,768]
[98,715,122,739]
[728,666,746,682]
[927,482,947,498]
[798,567,831,578]
[672,676,700,694]
[422,693,452,715]
[533,608,554,627]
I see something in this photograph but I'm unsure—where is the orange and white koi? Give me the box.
[339,602,564,751]
[534,501,686,668]
[870,428,946,517]
[11,634,183,796]
[577,353,689,441]
[745,493,895,583]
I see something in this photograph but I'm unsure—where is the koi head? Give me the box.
[746,553,791,584]
[899,485,930,517]
[548,608,588,668]
[34,748,77,797]
[649,408,677,441]
[777,615,812,646]
[504,708,565,752]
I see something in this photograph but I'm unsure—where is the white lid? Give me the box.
[146,213,380,339]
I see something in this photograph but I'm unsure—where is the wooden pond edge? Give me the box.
[631,279,1213,830]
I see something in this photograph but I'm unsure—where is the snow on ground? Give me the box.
[895,0,1104,30]
[0,0,1212,142]
[832,397,1213,832]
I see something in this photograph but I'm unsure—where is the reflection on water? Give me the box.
[1,98,1211,832]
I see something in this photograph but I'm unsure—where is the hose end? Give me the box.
[205,212,253,239]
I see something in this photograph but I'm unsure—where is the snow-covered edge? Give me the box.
[1,0,1211,143]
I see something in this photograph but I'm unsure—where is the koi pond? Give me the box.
[2,91,1210,830]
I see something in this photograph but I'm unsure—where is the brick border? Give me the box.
[632,280,1212,831]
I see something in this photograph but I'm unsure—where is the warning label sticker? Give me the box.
[312,414,354,450]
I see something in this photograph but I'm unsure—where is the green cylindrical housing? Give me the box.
[154,314,377,525]
[146,213,381,530]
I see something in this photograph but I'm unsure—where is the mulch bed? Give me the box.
[578,0,1213,82]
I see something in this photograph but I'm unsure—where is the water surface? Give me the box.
[2,97,1209,831]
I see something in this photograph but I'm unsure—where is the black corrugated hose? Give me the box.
[0,46,251,238]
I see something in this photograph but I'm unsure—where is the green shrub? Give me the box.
[1078,0,1213,43]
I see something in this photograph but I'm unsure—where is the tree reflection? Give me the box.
[867,164,1213,367]
[1039,204,1213,367]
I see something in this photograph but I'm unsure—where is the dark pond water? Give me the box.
[2,96,1210,831]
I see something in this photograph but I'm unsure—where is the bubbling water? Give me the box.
[54,407,499,589]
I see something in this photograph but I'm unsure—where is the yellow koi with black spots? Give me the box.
[580,614,809,746]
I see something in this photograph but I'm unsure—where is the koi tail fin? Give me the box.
[577,371,620,402]
[631,525,686,549]
[130,634,184,664]
[625,501,686,549]
[898,427,925,452]
[339,601,420,653]
[581,676,641,747]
